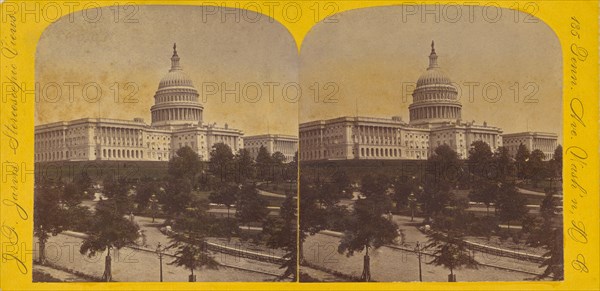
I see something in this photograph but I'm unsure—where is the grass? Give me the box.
[195,190,285,207]
[262,195,286,207]
[193,190,212,201]
[257,182,297,195]
[517,179,562,193]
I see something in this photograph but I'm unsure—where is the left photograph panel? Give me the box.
[33,5,298,282]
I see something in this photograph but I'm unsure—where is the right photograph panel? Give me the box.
[298,5,563,282]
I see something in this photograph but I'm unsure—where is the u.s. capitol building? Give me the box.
[299,42,558,161]
[35,45,297,163]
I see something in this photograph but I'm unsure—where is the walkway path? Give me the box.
[33,214,288,282]
[303,215,547,282]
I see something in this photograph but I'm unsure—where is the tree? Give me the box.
[106,178,134,216]
[392,176,417,210]
[74,171,93,197]
[338,174,397,281]
[162,177,194,216]
[169,146,201,184]
[209,184,238,218]
[209,143,234,182]
[80,199,139,281]
[426,230,478,281]
[492,146,514,183]
[271,151,286,165]
[270,151,287,184]
[538,227,564,280]
[234,148,255,182]
[62,182,84,208]
[535,189,564,280]
[527,149,546,187]
[495,182,528,229]
[420,145,461,219]
[236,184,269,226]
[515,144,530,179]
[168,201,219,282]
[255,146,272,181]
[428,144,462,188]
[263,192,297,280]
[467,141,493,178]
[426,194,478,282]
[134,178,160,211]
[299,176,329,263]
[287,151,299,182]
[468,180,498,215]
[332,170,352,199]
[551,145,563,179]
[34,179,68,264]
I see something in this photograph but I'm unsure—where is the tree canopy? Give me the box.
[235,184,269,226]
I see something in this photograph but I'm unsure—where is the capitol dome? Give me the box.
[416,67,452,87]
[150,44,203,128]
[409,41,462,126]
[158,70,195,89]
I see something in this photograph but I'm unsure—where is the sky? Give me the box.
[299,5,563,140]
[36,5,563,140]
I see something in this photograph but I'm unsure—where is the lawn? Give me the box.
[517,179,563,193]
[195,190,285,207]
[257,181,297,195]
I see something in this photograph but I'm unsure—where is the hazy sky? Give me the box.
[36,5,299,136]
[36,5,562,140]
[299,6,562,140]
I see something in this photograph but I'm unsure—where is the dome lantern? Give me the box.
[428,41,439,69]
[170,43,181,71]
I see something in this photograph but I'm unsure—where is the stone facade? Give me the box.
[300,42,506,161]
[35,44,243,162]
[243,134,298,162]
[503,132,559,161]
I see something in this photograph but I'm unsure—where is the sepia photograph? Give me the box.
[2,0,599,291]
[30,2,567,285]
[298,6,563,282]
[33,5,298,282]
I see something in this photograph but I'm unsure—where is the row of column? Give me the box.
[152,108,201,122]
[275,140,298,156]
[355,125,399,145]
[156,94,197,103]
[415,92,453,102]
[359,147,401,158]
[411,106,461,120]
[37,131,66,149]
[99,127,141,147]
[470,133,497,150]
[102,148,144,160]
[533,138,556,153]
[209,135,239,151]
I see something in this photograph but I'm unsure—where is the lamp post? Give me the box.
[149,193,158,223]
[415,241,423,282]
[408,193,417,222]
[156,242,164,282]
